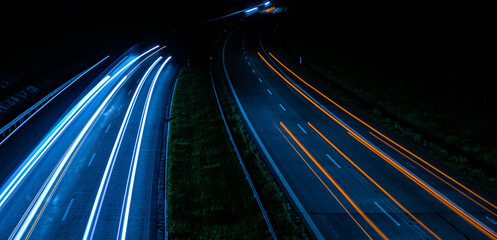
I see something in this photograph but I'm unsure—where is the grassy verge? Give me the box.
[212,32,309,239]
[167,65,271,239]
[270,15,497,192]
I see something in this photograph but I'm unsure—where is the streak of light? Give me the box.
[0,46,159,211]
[245,7,258,13]
[15,74,129,240]
[0,55,109,146]
[348,130,497,240]
[308,122,441,239]
[279,122,388,240]
[118,56,171,240]
[0,74,111,210]
[368,131,497,218]
[262,51,497,237]
[274,122,374,240]
[267,51,497,215]
[83,56,163,240]
[263,7,275,13]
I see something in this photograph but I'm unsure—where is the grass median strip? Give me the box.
[167,65,271,239]
[213,36,309,238]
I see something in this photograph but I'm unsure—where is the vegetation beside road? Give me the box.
[167,65,271,239]
[167,59,309,239]
[270,6,497,193]
[212,44,310,239]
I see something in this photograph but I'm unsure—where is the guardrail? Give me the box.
[0,56,109,145]
[210,69,277,239]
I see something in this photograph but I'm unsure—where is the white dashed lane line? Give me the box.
[297,124,307,134]
[326,154,341,168]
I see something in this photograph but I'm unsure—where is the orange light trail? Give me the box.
[369,131,497,218]
[267,51,497,214]
[259,51,497,239]
[279,121,388,240]
[258,52,342,124]
[263,6,275,13]
[273,122,373,240]
[348,130,497,240]
[307,122,441,240]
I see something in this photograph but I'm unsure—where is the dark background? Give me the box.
[0,0,260,82]
[273,0,497,169]
[284,0,494,109]
[0,0,494,107]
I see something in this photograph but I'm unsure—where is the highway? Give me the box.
[0,43,178,239]
[1,5,495,239]
[221,18,497,239]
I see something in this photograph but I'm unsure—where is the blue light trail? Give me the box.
[83,55,163,240]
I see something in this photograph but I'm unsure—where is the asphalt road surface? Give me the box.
[221,17,497,239]
[0,43,179,240]
[2,11,497,240]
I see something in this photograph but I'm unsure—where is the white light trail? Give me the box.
[6,45,160,240]
[12,74,129,240]
[83,56,163,240]
[245,7,258,13]
[0,74,111,209]
[118,56,171,240]
[0,45,159,211]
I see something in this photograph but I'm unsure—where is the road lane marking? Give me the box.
[266,89,272,95]
[309,122,441,239]
[88,153,96,167]
[223,32,323,239]
[118,56,171,240]
[105,124,111,134]
[275,123,372,239]
[349,130,497,239]
[118,104,123,112]
[326,154,341,168]
[19,74,132,240]
[248,62,250,65]
[368,131,497,219]
[267,51,497,223]
[374,202,400,226]
[252,69,256,73]
[83,56,163,240]
[258,78,262,83]
[297,124,307,134]
[24,118,94,239]
[6,46,159,240]
[62,199,75,221]
[261,51,489,239]
[127,90,132,95]
[245,56,247,59]
[0,74,114,209]
[406,162,417,169]
[279,104,286,111]
[280,122,385,239]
